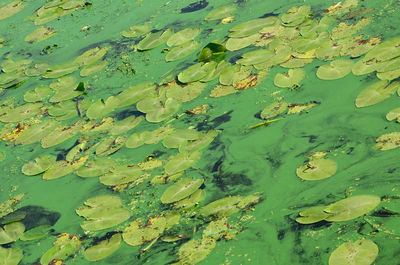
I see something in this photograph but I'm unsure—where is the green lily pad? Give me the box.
[121,23,151,38]
[376,68,400,81]
[197,196,242,217]
[42,61,80,79]
[165,81,206,102]
[24,63,50,77]
[331,18,370,40]
[296,158,337,181]
[174,189,205,209]
[0,103,42,123]
[162,128,201,149]
[0,70,26,89]
[80,60,107,77]
[42,156,88,180]
[24,26,56,43]
[205,5,236,21]
[40,233,82,265]
[137,29,173,51]
[110,115,142,136]
[20,224,52,241]
[165,40,200,62]
[219,64,252,86]
[21,155,56,176]
[198,42,226,63]
[236,49,273,66]
[316,59,353,80]
[329,239,378,265]
[164,151,202,175]
[0,0,25,21]
[363,36,400,63]
[203,217,239,240]
[229,17,278,38]
[41,120,84,148]
[136,96,180,123]
[24,85,52,102]
[76,158,116,178]
[95,136,126,156]
[179,130,219,153]
[226,33,259,51]
[274,68,305,88]
[290,32,330,53]
[75,47,108,66]
[200,60,230,82]
[123,215,166,246]
[281,5,311,27]
[76,195,131,232]
[16,119,59,145]
[315,39,341,61]
[48,100,78,121]
[167,27,200,47]
[0,246,23,265]
[178,62,211,83]
[115,82,156,108]
[296,206,331,224]
[177,237,216,265]
[0,194,24,220]
[99,165,143,186]
[0,222,25,244]
[374,132,400,151]
[324,195,380,222]
[161,177,204,204]
[86,96,120,120]
[355,80,399,108]
[84,233,122,261]
[260,101,289,120]
[49,78,83,103]
[386,107,400,121]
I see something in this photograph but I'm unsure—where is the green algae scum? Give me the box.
[0,0,400,264]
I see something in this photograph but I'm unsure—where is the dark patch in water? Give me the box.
[114,109,144,120]
[277,229,285,240]
[213,172,252,192]
[259,12,278,18]
[196,111,233,131]
[211,157,224,172]
[181,0,209,13]
[15,206,60,230]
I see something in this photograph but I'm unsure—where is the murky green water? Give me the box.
[0,0,400,264]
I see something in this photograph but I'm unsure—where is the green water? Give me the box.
[0,0,400,264]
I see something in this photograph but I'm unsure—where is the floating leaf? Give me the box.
[0,0,24,21]
[99,165,143,186]
[210,84,237,98]
[41,120,83,148]
[281,5,311,27]
[316,59,353,80]
[166,81,206,102]
[24,26,56,43]
[21,155,56,176]
[115,82,155,108]
[374,132,400,151]
[377,68,400,81]
[329,239,378,265]
[137,29,173,51]
[296,206,331,224]
[48,100,78,121]
[137,96,180,123]
[205,5,236,21]
[178,62,214,83]
[40,233,81,265]
[121,23,151,38]
[237,49,273,66]
[386,107,400,121]
[0,246,23,265]
[174,189,205,209]
[86,96,120,120]
[226,33,259,51]
[0,194,24,220]
[75,47,108,66]
[165,40,200,62]
[229,17,277,38]
[177,238,216,265]
[198,43,226,63]
[162,128,201,148]
[84,233,122,261]
[363,36,400,63]
[23,85,52,102]
[110,115,142,136]
[42,62,80,79]
[167,28,200,47]
[76,195,131,232]
[0,222,25,244]
[42,156,88,180]
[95,136,126,156]
[164,151,202,175]
[355,80,399,108]
[296,158,337,181]
[161,177,204,204]
[197,196,242,217]
[123,215,166,246]
[24,62,50,77]
[0,103,42,123]
[179,130,219,153]
[76,158,116,178]
[16,120,58,145]
[20,224,52,241]
[260,101,289,119]
[324,195,380,222]
[331,18,370,40]
[80,60,107,77]
[274,69,305,88]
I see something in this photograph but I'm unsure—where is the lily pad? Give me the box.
[24,85,52,102]
[137,29,173,51]
[260,101,289,119]
[355,80,399,108]
[165,81,206,102]
[123,215,166,246]
[136,96,180,123]
[197,196,242,217]
[236,49,273,66]
[177,238,216,265]
[0,221,25,244]
[324,195,380,222]
[226,33,259,51]
[376,68,400,81]
[0,246,23,265]
[121,23,151,38]
[86,96,120,120]
[0,0,25,21]
[40,233,82,265]
[76,158,116,178]
[42,61,80,79]
[386,107,400,121]
[229,17,278,38]
[48,100,78,120]
[374,132,400,151]
[362,36,400,63]
[164,151,202,175]
[95,136,126,156]
[110,115,142,136]
[281,5,311,27]
[329,239,378,265]
[167,27,200,47]
[296,158,337,181]
[161,177,204,204]
[21,155,56,176]
[20,224,52,241]
[99,165,143,186]
[162,128,201,148]
[24,62,50,77]
[115,82,156,108]
[24,26,56,43]
[76,195,131,232]
[205,5,236,21]
[316,59,353,80]
[296,206,331,224]
[198,42,226,63]
[165,40,200,62]
[178,62,215,83]
[179,130,219,153]
[42,156,88,180]
[274,69,305,88]
[0,103,42,123]
[75,47,108,66]
[84,233,122,262]
[41,120,84,148]
[15,119,58,145]
[80,60,107,77]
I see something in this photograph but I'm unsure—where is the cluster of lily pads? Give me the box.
[0,0,399,264]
